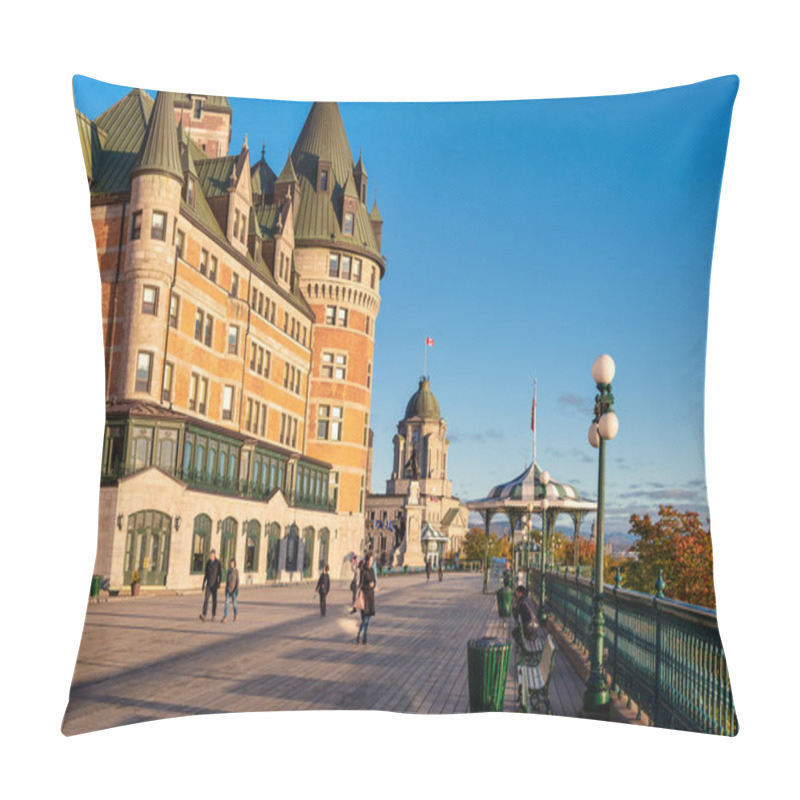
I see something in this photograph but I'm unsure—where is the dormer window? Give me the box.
[186,177,195,208]
[233,210,239,239]
[194,99,202,119]
[344,212,354,236]
[320,170,329,192]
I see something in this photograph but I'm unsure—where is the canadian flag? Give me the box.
[425,337,434,346]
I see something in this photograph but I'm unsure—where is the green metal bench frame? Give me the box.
[515,628,546,667]
[517,634,557,714]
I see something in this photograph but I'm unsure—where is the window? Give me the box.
[329,254,339,278]
[151,211,166,241]
[131,211,142,240]
[371,266,376,289]
[367,361,372,388]
[186,177,195,208]
[337,307,348,327]
[240,214,246,242]
[199,249,208,276]
[198,377,208,415]
[320,170,328,192]
[322,352,347,380]
[228,325,239,355]
[194,99,202,119]
[169,294,180,328]
[142,285,158,315]
[363,413,369,446]
[343,212,354,235]
[209,255,218,282]
[176,230,185,259]
[353,259,362,282]
[189,373,199,410]
[162,362,174,402]
[194,309,204,341]
[317,405,342,441]
[204,315,214,347]
[231,272,239,297]
[250,342,271,378]
[341,256,351,279]
[222,386,234,421]
[135,352,153,393]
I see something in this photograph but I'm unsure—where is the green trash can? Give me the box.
[496,586,513,618]
[467,637,511,712]
[90,574,102,601]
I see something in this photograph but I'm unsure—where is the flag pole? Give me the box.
[423,338,427,379]
[532,378,537,470]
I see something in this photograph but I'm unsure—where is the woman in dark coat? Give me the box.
[356,553,376,645]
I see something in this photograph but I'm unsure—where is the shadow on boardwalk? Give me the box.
[62,573,593,735]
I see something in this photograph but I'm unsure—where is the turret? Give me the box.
[118,91,184,402]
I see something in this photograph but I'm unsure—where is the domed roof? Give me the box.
[404,378,441,421]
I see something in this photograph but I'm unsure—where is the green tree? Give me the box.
[621,505,715,608]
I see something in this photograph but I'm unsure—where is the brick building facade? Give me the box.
[75,89,384,589]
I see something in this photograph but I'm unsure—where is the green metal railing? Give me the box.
[101,463,336,513]
[532,565,738,736]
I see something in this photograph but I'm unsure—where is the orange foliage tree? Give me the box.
[621,505,716,608]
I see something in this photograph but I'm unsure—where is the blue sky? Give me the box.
[74,75,737,541]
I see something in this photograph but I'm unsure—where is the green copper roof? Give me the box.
[404,378,441,421]
[370,199,383,223]
[133,91,183,182]
[251,155,277,197]
[75,109,105,184]
[196,155,238,198]
[276,151,298,185]
[91,88,154,194]
[290,103,381,260]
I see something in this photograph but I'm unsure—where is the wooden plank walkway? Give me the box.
[63,573,587,735]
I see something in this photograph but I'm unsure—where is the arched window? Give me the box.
[285,525,299,572]
[266,523,280,580]
[220,517,238,579]
[191,514,212,574]
[245,520,261,573]
[303,526,315,578]
[318,528,330,573]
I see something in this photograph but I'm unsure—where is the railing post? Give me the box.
[613,567,621,695]
[653,567,666,727]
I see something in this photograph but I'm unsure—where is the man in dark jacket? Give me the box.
[199,549,222,621]
[511,585,538,647]
[315,564,331,616]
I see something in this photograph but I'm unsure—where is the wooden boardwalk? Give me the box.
[63,573,587,735]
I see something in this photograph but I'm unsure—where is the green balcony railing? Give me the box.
[532,565,738,736]
[101,464,336,513]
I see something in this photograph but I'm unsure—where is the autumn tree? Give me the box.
[462,527,511,566]
[621,505,715,608]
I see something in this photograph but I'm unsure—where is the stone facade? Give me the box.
[365,378,469,569]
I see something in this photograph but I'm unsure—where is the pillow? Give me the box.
[64,74,738,736]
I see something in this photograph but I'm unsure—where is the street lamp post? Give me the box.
[538,470,550,623]
[584,354,619,716]
[525,504,532,591]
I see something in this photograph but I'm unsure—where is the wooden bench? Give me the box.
[517,634,557,714]
[515,628,546,667]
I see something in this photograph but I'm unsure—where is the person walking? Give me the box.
[221,558,239,623]
[426,559,432,582]
[348,554,359,614]
[199,549,222,621]
[438,561,443,582]
[315,564,331,616]
[356,553,376,645]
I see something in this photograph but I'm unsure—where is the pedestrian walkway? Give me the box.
[63,573,587,735]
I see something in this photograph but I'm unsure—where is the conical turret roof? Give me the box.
[289,102,382,261]
[133,91,182,181]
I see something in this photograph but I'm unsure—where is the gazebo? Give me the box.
[420,522,448,568]
[467,462,597,594]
